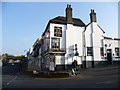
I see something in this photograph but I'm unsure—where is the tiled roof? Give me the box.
[42,16,86,36]
[49,16,86,27]
[114,38,120,40]
[84,23,105,33]
[104,36,113,40]
[97,24,105,33]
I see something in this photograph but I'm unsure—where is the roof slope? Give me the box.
[49,16,86,27]
[85,22,105,33]
[103,36,113,40]
[43,16,85,35]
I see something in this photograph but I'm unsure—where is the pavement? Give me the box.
[2,63,120,89]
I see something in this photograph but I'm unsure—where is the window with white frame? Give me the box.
[87,47,93,56]
[54,26,62,37]
[100,47,104,56]
[115,47,119,56]
[51,38,60,49]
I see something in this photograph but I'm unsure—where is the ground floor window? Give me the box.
[51,38,60,49]
[87,47,93,56]
[100,47,104,56]
[115,47,119,56]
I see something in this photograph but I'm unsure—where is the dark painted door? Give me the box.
[107,49,113,64]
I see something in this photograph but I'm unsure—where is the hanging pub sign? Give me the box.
[45,31,50,38]
[74,44,79,56]
[75,51,79,56]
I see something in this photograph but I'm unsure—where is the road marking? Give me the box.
[6,76,17,85]
[34,75,85,80]
[96,80,116,84]
[35,77,70,80]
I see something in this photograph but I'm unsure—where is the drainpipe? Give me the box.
[90,9,97,68]
[83,27,87,68]
[91,23,94,68]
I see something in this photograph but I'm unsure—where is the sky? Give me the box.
[1,2,118,55]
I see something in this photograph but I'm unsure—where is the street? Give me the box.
[2,63,120,89]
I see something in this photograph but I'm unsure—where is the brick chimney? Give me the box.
[66,4,73,24]
[90,9,97,22]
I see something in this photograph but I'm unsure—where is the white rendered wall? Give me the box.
[74,26,84,56]
[49,23,83,65]
[49,23,66,50]
[103,39,120,61]
[65,24,74,65]
[65,24,83,65]
[85,22,104,61]
[49,23,66,65]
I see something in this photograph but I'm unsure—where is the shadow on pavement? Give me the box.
[2,64,21,75]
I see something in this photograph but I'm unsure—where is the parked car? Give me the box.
[0,60,2,67]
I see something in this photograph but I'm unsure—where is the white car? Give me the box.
[0,60,2,67]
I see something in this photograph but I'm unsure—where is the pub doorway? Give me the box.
[107,49,113,64]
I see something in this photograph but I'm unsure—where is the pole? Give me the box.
[83,27,87,68]
[91,23,94,68]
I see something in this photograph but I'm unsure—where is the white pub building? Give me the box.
[27,5,120,71]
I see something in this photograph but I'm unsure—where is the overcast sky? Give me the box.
[2,2,118,55]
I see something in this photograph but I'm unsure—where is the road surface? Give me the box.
[2,63,120,89]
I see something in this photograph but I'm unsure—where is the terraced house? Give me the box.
[27,5,120,71]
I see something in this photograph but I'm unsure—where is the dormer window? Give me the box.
[54,26,62,37]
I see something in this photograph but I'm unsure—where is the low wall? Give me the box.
[82,61,120,68]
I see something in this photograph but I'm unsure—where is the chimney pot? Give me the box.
[66,4,73,24]
[90,9,97,22]
[67,4,69,7]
